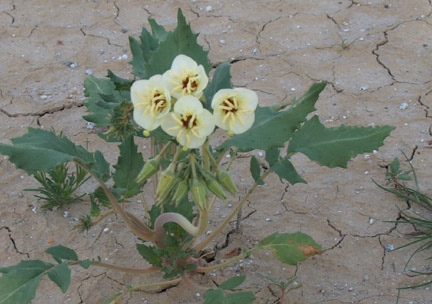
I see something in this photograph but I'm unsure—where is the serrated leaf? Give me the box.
[136,244,161,267]
[226,291,256,304]
[258,232,321,265]
[149,18,168,40]
[112,135,143,197]
[0,260,54,304]
[219,275,246,291]
[287,116,395,168]
[47,263,71,293]
[0,128,95,174]
[93,150,111,182]
[203,289,225,304]
[204,62,232,109]
[270,157,306,185]
[146,9,212,77]
[265,146,280,166]
[45,245,78,263]
[219,82,327,151]
[107,70,133,91]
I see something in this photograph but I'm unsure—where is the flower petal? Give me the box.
[174,96,203,115]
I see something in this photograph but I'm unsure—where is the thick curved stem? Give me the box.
[155,210,208,247]
[69,260,160,274]
[194,170,271,252]
[74,160,155,241]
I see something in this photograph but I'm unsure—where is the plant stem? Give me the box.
[154,210,208,247]
[125,278,181,292]
[69,260,160,274]
[91,210,115,226]
[181,274,209,291]
[225,148,238,170]
[194,248,256,273]
[202,141,210,171]
[151,136,157,195]
[74,160,154,241]
[194,170,271,252]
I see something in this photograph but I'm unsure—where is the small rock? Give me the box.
[385,244,394,251]
[40,94,48,100]
[205,5,212,12]
[219,39,226,44]
[85,69,93,75]
[399,102,408,110]
[63,211,70,218]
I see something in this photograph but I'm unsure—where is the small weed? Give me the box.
[25,163,90,209]
[375,153,432,300]
[259,273,301,303]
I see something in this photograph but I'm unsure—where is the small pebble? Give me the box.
[63,211,70,218]
[399,102,408,110]
[205,5,212,12]
[40,94,48,100]
[359,86,368,91]
[219,39,226,44]
[103,227,109,233]
[85,69,93,75]
[369,218,374,224]
[385,244,394,251]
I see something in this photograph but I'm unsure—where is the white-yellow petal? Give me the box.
[131,75,171,131]
[163,54,208,100]
[211,88,258,134]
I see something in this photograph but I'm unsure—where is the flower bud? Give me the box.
[156,167,176,198]
[216,169,237,195]
[190,178,208,210]
[205,175,227,200]
[173,179,189,206]
[136,157,160,184]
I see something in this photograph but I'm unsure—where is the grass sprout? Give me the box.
[25,163,90,209]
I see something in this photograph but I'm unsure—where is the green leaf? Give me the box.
[0,128,95,174]
[204,62,232,109]
[219,275,246,291]
[0,260,54,304]
[250,156,264,185]
[270,157,306,185]
[258,232,321,265]
[84,75,115,97]
[45,245,78,263]
[136,244,161,267]
[389,157,401,174]
[149,18,168,40]
[265,147,280,166]
[203,289,225,304]
[107,70,133,91]
[93,150,111,182]
[47,263,71,293]
[0,128,109,181]
[219,82,327,151]
[226,291,256,304]
[79,260,91,269]
[112,135,144,197]
[287,116,395,168]
[146,9,212,77]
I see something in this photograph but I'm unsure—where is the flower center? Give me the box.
[151,91,167,112]
[221,97,239,114]
[181,74,199,95]
[180,114,197,129]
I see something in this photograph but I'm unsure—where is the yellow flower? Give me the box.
[131,75,171,136]
[160,96,214,149]
[163,55,208,100]
[211,88,258,135]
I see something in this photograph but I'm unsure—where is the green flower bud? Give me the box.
[216,169,237,195]
[173,179,189,206]
[205,175,227,200]
[136,157,160,184]
[190,178,208,210]
[156,167,176,198]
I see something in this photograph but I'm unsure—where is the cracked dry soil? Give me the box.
[1,1,432,303]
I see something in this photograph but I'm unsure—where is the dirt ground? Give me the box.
[1,0,432,303]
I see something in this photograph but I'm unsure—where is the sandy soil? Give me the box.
[1,1,431,303]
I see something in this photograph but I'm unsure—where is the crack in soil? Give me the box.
[0,102,83,118]
[0,226,30,258]
[324,220,346,251]
[80,28,122,47]
[417,95,430,118]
